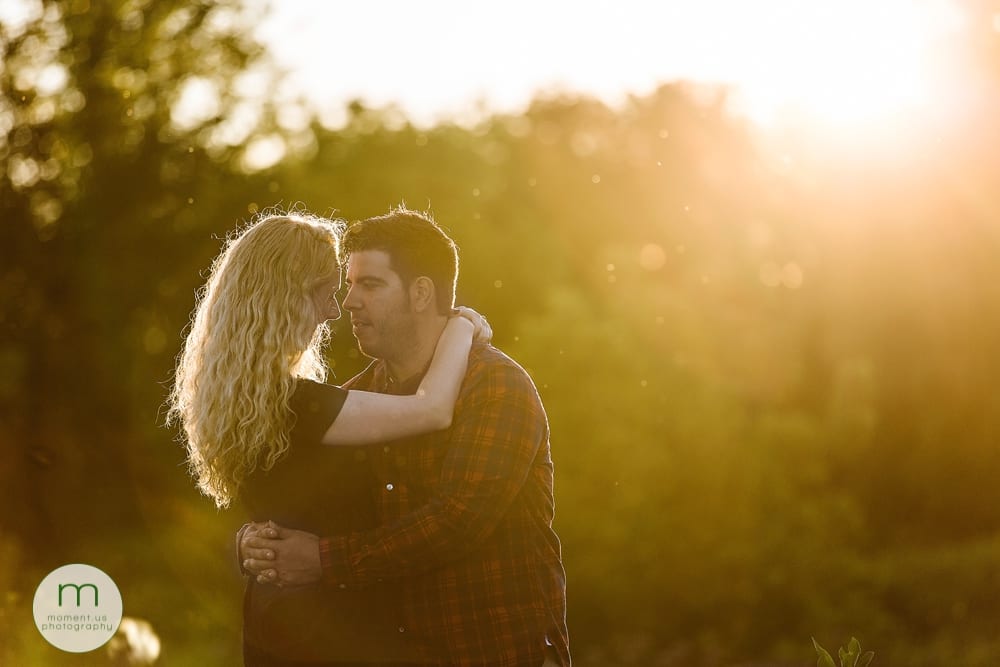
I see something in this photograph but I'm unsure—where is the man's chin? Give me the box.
[354,340,380,359]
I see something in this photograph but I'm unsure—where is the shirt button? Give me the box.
[338,584,347,589]
[398,626,406,633]
[385,483,394,491]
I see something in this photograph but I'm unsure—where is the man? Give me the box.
[241,207,570,667]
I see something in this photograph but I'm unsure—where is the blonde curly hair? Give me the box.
[167,212,344,507]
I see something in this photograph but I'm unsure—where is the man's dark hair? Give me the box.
[342,206,458,314]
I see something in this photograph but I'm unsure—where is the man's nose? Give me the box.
[341,285,361,312]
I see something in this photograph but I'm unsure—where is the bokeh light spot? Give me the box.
[782,262,804,289]
[638,243,666,271]
[143,327,167,355]
[241,134,287,172]
[759,262,782,287]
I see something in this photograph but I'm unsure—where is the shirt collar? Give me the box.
[374,360,429,396]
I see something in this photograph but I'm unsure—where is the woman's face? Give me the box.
[310,273,342,327]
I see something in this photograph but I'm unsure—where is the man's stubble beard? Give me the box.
[358,307,419,367]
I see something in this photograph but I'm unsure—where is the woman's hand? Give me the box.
[453,306,492,343]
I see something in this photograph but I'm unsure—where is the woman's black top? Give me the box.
[240,379,413,665]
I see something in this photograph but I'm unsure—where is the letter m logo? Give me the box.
[58,583,99,607]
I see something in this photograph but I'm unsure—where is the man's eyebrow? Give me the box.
[345,274,388,285]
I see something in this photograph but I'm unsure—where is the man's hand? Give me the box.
[241,521,323,586]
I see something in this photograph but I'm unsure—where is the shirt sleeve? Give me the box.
[289,379,350,448]
[318,358,547,586]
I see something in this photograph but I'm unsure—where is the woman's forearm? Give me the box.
[415,316,475,423]
[320,317,473,446]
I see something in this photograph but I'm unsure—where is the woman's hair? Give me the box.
[167,212,344,507]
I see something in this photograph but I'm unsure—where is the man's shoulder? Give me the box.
[469,342,527,372]
[467,343,540,395]
[460,344,549,431]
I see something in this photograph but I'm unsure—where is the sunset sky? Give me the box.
[255,0,970,129]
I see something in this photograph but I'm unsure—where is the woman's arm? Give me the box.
[320,315,478,446]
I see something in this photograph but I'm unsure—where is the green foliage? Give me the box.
[813,636,874,667]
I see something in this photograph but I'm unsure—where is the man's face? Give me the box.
[342,249,416,362]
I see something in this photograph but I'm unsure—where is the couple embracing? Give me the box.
[167,206,569,667]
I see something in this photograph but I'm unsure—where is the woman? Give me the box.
[167,212,487,665]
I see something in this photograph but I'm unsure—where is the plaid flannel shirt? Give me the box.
[319,342,570,666]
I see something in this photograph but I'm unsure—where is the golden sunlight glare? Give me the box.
[717,0,965,130]
[255,0,971,139]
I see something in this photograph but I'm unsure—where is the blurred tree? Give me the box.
[0,0,278,571]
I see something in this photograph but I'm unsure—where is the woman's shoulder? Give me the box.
[290,378,349,433]
[293,377,347,398]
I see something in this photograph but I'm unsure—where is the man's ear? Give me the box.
[409,276,436,313]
